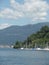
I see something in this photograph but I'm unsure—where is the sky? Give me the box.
[0,0,49,29]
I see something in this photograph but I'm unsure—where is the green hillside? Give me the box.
[14,26,49,48]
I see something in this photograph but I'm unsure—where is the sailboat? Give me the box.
[24,42,32,50]
[43,42,49,50]
[34,43,42,50]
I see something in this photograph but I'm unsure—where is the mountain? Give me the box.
[0,22,49,45]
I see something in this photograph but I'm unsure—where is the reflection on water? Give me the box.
[0,48,49,65]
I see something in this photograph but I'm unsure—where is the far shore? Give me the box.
[0,45,13,48]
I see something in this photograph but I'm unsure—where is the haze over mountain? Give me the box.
[0,22,49,45]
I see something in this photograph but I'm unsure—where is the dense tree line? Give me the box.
[14,26,49,48]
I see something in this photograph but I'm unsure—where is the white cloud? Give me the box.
[0,0,49,21]
[0,8,24,19]
[10,0,49,21]
[0,23,11,29]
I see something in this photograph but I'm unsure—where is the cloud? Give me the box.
[0,0,49,21]
[0,23,11,29]
[0,8,24,19]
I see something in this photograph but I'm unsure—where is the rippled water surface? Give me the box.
[0,48,49,65]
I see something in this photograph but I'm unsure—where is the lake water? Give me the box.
[0,48,49,65]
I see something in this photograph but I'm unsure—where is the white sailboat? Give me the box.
[20,47,24,50]
[43,42,49,50]
[34,43,42,50]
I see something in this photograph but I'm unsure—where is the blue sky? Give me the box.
[0,0,49,29]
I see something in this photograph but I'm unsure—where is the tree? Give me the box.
[13,41,21,48]
[14,26,49,48]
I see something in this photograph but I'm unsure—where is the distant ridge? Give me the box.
[0,22,49,45]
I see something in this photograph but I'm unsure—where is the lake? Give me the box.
[0,48,49,65]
